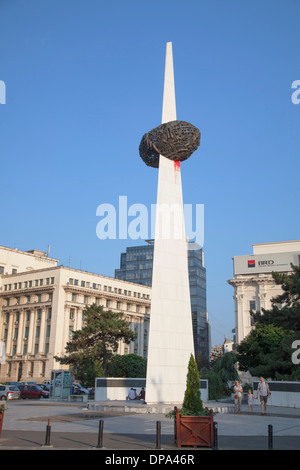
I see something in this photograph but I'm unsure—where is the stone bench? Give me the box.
[68,394,88,403]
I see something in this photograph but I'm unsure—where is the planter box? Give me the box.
[174,407,214,448]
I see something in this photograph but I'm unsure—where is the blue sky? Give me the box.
[0,0,299,346]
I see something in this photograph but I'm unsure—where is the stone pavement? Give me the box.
[1,399,300,451]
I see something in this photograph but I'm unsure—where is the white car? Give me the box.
[0,384,20,400]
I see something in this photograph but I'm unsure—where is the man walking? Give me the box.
[256,377,270,415]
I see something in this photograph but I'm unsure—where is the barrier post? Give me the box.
[268,424,273,450]
[96,419,104,448]
[44,418,51,446]
[156,421,161,449]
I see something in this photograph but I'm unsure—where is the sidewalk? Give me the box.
[1,400,300,451]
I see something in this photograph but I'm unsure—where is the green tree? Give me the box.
[54,304,136,387]
[200,352,238,400]
[251,265,300,331]
[236,264,300,380]
[181,354,206,415]
[107,354,147,378]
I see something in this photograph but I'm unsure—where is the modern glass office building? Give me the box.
[115,241,210,360]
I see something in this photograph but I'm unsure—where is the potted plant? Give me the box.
[0,403,6,440]
[167,354,214,448]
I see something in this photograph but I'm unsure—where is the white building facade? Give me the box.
[0,245,151,383]
[228,240,300,345]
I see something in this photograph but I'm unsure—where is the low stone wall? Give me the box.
[94,377,209,402]
[253,380,300,408]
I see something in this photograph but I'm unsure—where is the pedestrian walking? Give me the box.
[256,377,270,415]
[247,388,254,414]
[234,381,243,414]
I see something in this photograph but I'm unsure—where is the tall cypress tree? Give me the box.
[182,354,205,415]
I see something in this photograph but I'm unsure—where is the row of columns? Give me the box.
[3,306,50,356]
[234,281,270,344]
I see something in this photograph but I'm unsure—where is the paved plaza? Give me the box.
[1,399,300,451]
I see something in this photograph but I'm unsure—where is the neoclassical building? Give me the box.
[228,240,300,345]
[0,245,150,383]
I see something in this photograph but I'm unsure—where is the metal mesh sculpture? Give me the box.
[139,120,201,168]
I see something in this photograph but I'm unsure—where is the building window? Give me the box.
[72,293,77,302]
[249,300,256,311]
[0,266,4,274]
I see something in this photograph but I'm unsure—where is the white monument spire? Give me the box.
[145,42,195,404]
[161,41,177,124]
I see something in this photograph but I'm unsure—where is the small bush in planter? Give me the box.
[166,354,210,418]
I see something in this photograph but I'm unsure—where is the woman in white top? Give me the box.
[234,381,243,414]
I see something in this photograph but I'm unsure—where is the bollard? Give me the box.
[96,419,104,448]
[268,424,273,450]
[156,421,161,449]
[213,422,218,450]
[44,418,51,446]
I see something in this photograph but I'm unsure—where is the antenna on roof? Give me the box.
[46,245,51,257]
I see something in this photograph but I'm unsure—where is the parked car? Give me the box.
[42,380,51,386]
[20,384,49,399]
[8,381,22,389]
[72,383,89,395]
[0,384,20,400]
[38,384,50,392]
